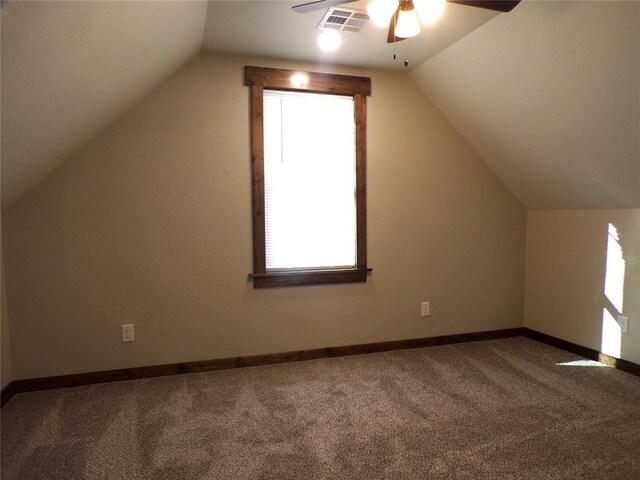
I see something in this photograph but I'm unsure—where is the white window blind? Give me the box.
[263,90,357,270]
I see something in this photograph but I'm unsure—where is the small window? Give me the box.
[244,66,371,288]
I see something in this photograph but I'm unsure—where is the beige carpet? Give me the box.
[2,337,640,479]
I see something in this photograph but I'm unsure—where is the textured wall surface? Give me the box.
[3,53,526,380]
[525,210,640,364]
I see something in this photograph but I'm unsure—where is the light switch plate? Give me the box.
[421,302,430,317]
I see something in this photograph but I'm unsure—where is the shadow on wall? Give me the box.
[601,223,626,359]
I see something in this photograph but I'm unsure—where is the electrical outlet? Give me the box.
[421,302,430,317]
[617,316,628,334]
[121,324,135,342]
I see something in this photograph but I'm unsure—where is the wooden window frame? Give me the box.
[244,66,371,288]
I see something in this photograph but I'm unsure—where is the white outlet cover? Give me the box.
[421,302,430,317]
[121,324,135,342]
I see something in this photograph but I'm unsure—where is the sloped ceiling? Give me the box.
[2,1,637,210]
[1,1,207,207]
[410,0,640,209]
[1,0,500,209]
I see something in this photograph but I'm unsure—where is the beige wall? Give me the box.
[525,210,640,364]
[1,230,13,389]
[2,53,526,380]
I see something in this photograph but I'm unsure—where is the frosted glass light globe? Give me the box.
[414,0,445,25]
[368,0,399,28]
[395,7,421,38]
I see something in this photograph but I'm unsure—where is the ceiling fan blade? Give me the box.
[292,0,359,13]
[446,0,521,13]
[386,6,405,44]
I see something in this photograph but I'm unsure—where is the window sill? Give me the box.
[249,268,372,288]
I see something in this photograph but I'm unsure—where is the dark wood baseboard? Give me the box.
[1,381,16,407]
[522,328,598,359]
[522,328,640,377]
[3,327,525,404]
[3,327,637,407]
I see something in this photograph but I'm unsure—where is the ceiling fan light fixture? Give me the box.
[367,0,398,28]
[395,3,421,38]
[413,0,445,25]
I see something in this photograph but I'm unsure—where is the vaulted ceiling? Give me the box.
[201,1,498,71]
[1,1,207,207]
[2,1,638,210]
[411,0,639,209]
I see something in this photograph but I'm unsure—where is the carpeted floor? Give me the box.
[2,337,640,479]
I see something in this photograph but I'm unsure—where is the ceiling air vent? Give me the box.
[318,7,369,33]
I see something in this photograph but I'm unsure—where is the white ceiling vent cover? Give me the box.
[318,7,369,33]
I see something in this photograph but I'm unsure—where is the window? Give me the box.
[244,66,371,288]
[263,90,356,270]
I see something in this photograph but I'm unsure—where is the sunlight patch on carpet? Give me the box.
[556,359,609,367]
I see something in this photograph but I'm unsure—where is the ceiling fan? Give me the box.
[293,0,521,43]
